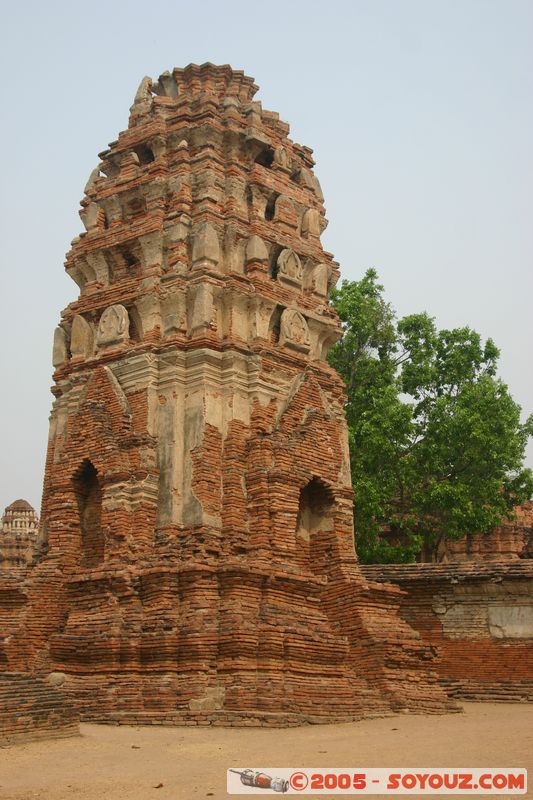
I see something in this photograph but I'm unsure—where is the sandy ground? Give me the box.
[0,703,531,800]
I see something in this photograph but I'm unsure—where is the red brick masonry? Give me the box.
[1,65,465,733]
[361,561,533,702]
[0,673,79,745]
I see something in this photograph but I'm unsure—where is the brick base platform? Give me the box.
[0,673,79,745]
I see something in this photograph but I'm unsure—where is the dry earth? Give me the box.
[0,703,531,800]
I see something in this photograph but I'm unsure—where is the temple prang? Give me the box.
[1,64,465,730]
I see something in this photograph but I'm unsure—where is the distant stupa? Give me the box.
[0,499,39,569]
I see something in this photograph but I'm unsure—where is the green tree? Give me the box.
[328,269,533,563]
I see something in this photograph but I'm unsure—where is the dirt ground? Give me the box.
[0,703,531,800]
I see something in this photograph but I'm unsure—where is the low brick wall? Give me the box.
[0,673,79,745]
[97,709,388,727]
[361,561,533,701]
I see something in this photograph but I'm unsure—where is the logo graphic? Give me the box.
[229,769,289,793]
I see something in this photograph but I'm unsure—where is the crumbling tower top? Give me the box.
[150,63,260,103]
[58,62,338,377]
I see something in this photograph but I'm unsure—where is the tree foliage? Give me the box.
[328,269,533,563]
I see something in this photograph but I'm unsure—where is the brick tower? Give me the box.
[10,64,455,722]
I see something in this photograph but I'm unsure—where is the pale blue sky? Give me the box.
[0,0,532,512]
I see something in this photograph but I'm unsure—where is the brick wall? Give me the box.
[361,562,533,701]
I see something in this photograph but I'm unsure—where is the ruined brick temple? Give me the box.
[5,62,510,732]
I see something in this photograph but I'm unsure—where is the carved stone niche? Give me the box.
[224,226,246,274]
[99,195,122,227]
[277,248,303,289]
[274,195,299,229]
[52,327,68,367]
[130,75,154,117]
[296,166,323,198]
[193,167,222,204]
[273,145,291,172]
[306,317,341,361]
[225,174,247,211]
[191,222,221,271]
[161,288,186,336]
[138,231,163,270]
[86,252,110,285]
[279,308,310,353]
[251,298,276,340]
[84,166,102,197]
[245,234,268,265]
[304,262,329,298]
[189,284,214,336]
[79,202,101,232]
[96,305,130,347]
[301,208,321,238]
[71,315,94,359]
[134,295,161,337]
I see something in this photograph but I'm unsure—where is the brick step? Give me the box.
[89,708,391,728]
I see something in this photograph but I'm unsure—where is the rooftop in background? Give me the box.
[5,499,35,514]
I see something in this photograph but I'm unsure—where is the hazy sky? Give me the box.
[0,0,531,513]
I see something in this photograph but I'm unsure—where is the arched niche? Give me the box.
[279,308,310,352]
[264,190,280,220]
[73,460,104,568]
[277,248,303,289]
[133,143,155,165]
[255,146,274,168]
[296,477,335,573]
